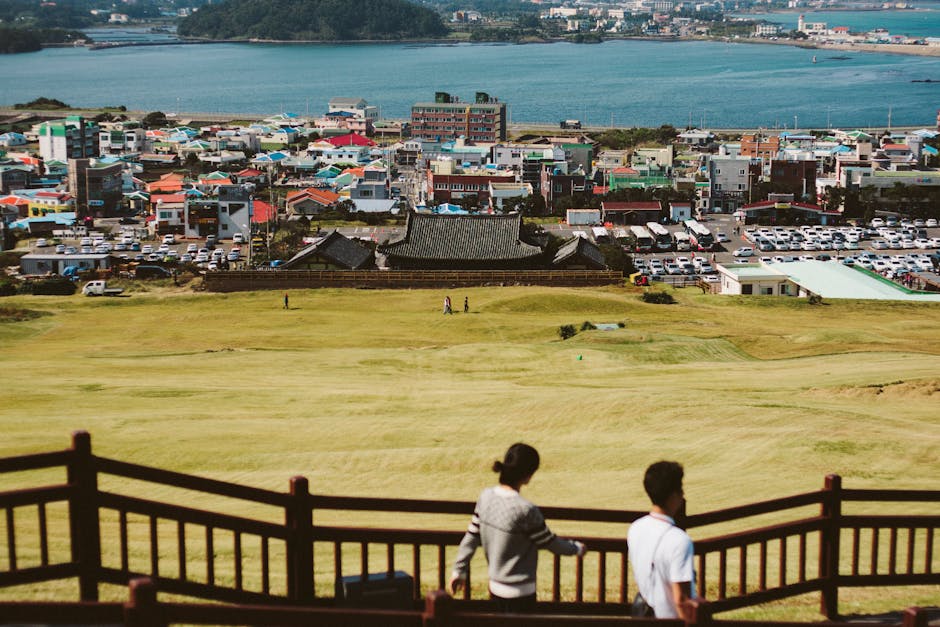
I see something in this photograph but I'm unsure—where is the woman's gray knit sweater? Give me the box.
[451,486,581,597]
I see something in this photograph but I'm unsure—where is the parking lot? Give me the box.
[28,223,252,272]
[22,214,940,281]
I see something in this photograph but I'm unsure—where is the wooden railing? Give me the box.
[1,432,937,622]
[203,269,625,291]
[0,579,932,627]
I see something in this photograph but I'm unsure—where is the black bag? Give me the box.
[631,592,654,618]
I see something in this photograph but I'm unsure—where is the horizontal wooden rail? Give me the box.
[161,601,423,626]
[0,450,73,474]
[97,491,287,538]
[0,484,72,508]
[98,567,286,606]
[685,491,824,529]
[312,525,463,545]
[0,563,78,588]
[0,601,124,624]
[95,457,291,507]
[311,493,645,523]
[841,489,940,502]
[694,517,824,552]
[840,514,940,527]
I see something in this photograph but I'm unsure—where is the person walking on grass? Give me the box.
[464,296,469,313]
[443,295,452,314]
[450,443,586,613]
[284,292,289,310]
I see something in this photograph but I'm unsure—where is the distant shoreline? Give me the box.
[0,106,932,133]
[60,33,940,59]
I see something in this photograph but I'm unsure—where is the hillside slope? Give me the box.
[177,0,449,41]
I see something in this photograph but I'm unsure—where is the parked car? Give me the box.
[162,234,176,245]
[733,246,754,257]
[135,265,172,280]
[142,245,153,254]
[55,244,66,254]
[232,232,245,244]
[35,238,49,248]
[716,232,729,243]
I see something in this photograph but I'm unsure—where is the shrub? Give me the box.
[0,250,26,267]
[580,321,596,331]
[558,324,577,340]
[0,280,17,297]
[641,291,675,305]
[28,278,77,296]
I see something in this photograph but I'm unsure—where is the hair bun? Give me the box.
[492,460,504,473]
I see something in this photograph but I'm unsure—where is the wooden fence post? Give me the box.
[819,474,842,620]
[423,590,453,627]
[902,607,928,627]
[125,577,164,627]
[685,598,712,627]
[286,476,314,603]
[67,430,100,602]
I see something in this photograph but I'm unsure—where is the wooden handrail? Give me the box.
[0,435,938,620]
[0,449,73,474]
[95,456,291,507]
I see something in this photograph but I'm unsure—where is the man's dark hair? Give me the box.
[643,461,684,508]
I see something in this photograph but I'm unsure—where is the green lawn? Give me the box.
[0,286,937,617]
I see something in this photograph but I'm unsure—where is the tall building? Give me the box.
[37,116,100,162]
[411,92,507,143]
[68,158,123,218]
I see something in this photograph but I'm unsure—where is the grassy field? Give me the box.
[0,285,938,618]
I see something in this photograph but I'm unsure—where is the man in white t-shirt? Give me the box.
[627,461,695,619]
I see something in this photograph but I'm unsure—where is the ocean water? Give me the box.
[4,25,940,129]
[734,7,940,38]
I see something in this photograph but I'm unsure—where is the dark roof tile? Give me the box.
[380,213,542,261]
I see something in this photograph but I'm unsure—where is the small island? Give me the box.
[177,0,448,41]
[0,26,88,54]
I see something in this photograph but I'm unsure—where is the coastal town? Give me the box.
[1,90,939,300]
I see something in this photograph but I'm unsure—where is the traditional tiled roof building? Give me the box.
[282,231,374,270]
[379,213,543,270]
[552,236,607,270]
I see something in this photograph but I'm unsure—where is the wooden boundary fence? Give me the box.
[0,432,937,623]
[203,270,624,292]
[0,579,933,627]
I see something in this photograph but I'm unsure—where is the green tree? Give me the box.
[143,111,168,128]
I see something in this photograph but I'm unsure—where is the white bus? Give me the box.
[683,219,715,252]
[628,225,654,253]
[646,222,673,251]
[672,231,692,252]
[592,226,611,244]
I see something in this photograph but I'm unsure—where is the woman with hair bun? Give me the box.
[449,443,586,613]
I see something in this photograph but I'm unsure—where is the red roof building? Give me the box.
[326,133,375,147]
[251,199,275,223]
[600,201,662,225]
